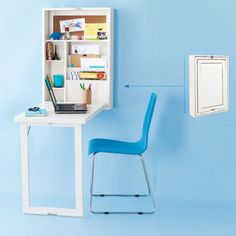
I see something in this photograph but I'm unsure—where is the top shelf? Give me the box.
[45,39,108,43]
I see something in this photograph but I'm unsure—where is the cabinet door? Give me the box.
[189,56,228,117]
[197,59,227,114]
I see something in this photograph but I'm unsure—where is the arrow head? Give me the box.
[124,84,130,88]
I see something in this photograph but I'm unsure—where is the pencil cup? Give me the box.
[82,89,92,104]
[53,75,64,87]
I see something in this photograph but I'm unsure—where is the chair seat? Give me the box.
[88,138,145,155]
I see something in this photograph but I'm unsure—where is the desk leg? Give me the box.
[20,124,30,213]
[74,125,83,217]
[20,124,84,217]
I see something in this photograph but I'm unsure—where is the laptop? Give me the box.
[45,77,87,114]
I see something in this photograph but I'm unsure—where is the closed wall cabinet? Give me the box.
[189,55,229,117]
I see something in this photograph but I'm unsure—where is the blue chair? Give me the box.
[88,93,157,214]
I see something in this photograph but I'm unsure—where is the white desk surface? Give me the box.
[14,102,106,126]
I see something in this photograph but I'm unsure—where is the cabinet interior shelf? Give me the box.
[67,67,107,71]
[46,39,108,43]
[52,87,65,90]
[67,79,107,82]
[46,60,64,63]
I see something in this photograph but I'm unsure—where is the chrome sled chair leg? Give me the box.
[89,154,157,215]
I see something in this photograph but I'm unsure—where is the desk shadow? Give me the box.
[155,93,187,156]
[113,9,119,108]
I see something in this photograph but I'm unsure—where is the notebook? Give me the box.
[25,109,48,117]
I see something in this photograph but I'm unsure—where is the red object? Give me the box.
[97,72,105,80]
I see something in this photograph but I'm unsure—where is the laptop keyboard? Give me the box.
[57,104,75,110]
[57,104,87,111]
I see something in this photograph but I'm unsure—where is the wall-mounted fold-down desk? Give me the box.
[14,7,113,217]
[14,103,106,217]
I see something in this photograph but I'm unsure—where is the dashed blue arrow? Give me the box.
[125,58,188,114]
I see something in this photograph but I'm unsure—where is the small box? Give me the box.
[70,55,81,67]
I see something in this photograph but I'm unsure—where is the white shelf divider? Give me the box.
[46,60,64,63]
[52,87,65,90]
[67,67,107,71]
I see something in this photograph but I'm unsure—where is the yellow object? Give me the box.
[84,23,107,40]
[79,71,106,80]
[48,77,54,87]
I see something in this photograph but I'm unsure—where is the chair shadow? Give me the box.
[149,92,187,191]
[157,93,186,154]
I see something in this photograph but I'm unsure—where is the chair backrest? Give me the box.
[140,93,157,151]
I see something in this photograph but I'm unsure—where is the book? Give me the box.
[25,109,48,117]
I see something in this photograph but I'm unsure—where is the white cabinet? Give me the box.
[42,8,114,108]
[189,55,229,117]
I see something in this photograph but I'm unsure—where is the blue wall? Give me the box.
[1,0,236,235]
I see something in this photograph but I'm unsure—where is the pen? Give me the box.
[80,83,85,90]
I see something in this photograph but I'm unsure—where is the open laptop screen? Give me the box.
[45,76,57,108]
